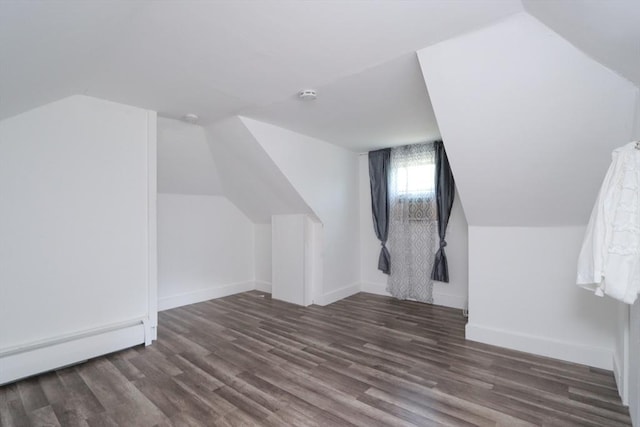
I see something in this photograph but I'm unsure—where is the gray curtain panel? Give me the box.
[431,141,455,282]
[368,148,391,274]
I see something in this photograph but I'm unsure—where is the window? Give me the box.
[393,162,436,199]
[389,143,436,221]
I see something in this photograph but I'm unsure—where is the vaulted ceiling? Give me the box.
[1,1,638,152]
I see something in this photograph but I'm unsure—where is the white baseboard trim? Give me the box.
[0,322,145,385]
[319,283,360,306]
[254,280,272,293]
[361,282,389,296]
[158,281,254,311]
[433,292,467,310]
[466,323,613,370]
[360,282,467,310]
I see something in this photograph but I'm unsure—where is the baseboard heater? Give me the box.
[0,317,151,385]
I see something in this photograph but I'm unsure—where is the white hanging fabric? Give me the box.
[577,141,640,304]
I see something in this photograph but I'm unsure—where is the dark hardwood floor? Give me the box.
[0,291,632,426]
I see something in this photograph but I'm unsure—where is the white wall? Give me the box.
[156,117,260,310]
[358,155,469,309]
[206,117,314,224]
[418,13,637,227]
[0,94,155,347]
[417,13,637,370]
[254,224,272,292]
[157,117,223,195]
[467,226,618,369]
[157,194,255,310]
[241,117,360,304]
[0,95,156,383]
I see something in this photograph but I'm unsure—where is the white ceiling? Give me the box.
[244,52,440,152]
[0,0,522,152]
[523,0,640,88]
[1,0,638,153]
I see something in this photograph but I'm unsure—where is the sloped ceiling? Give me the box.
[418,13,638,227]
[523,0,640,88]
[0,0,521,152]
[157,115,314,223]
[205,117,315,223]
[244,53,440,153]
[157,117,223,195]
[1,1,638,155]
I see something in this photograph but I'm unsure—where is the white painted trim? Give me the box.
[466,323,613,370]
[632,86,640,140]
[158,281,254,311]
[613,354,628,406]
[629,299,639,426]
[361,282,388,296]
[0,322,145,385]
[360,282,467,310]
[613,303,630,406]
[319,283,360,306]
[305,217,323,307]
[0,318,145,357]
[254,281,272,293]
[147,111,158,342]
[433,292,467,310]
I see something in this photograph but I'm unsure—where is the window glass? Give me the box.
[394,163,435,198]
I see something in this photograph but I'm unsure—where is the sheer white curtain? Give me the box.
[386,143,437,303]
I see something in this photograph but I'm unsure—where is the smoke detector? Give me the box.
[182,113,199,124]
[298,89,317,101]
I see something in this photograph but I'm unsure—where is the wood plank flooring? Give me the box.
[0,291,632,426]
